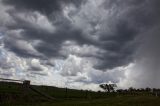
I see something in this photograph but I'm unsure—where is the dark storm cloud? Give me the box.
[2,0,86,15]
[3,9,95,59]
[131,26,160,88]
[1,0,160,72]
[95,20,138,69]
[3,30,43,58]
[103,0,160,28]
[8,19,92,58]
[93,0,160,70]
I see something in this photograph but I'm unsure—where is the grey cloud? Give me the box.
[130,26,160,88]
[95,20,138,69]
[73,69,125,84]
[0,0,160,73]
[4,9,94,59]
[0,72,13,78]
[115,0,160,88]
[4,35,43,58]
[93,0,160,70]
[27,58,49,72]
[0,58,12,70]
[88,69,125,84]
[29,71,48,76]
[103,0,160,28]
[2,0,86,15]
[28,66,43,72]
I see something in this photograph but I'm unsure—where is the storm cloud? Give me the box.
[0,0,160,90]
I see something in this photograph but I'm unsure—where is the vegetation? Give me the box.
[99,83,117,92]
[0,81,160,106]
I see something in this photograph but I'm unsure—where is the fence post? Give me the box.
[85,90,88,99]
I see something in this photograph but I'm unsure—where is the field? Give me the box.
[0,81,160,106]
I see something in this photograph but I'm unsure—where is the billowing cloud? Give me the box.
[0,0,160,90]
[1,0,139,69]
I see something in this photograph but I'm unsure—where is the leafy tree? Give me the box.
[145,87,151,92]
[99,83,117,92]
[129,87,135,92]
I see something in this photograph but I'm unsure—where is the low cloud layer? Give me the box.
[0,0,160,90]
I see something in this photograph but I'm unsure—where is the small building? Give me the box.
[23,80,30,88]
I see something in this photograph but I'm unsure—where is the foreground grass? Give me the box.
[2,96,160,106]
[32,96,160,106]
[1,82,160,106]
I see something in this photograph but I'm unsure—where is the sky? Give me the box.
[0,0,160,91]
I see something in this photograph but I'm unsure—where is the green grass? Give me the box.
[1,81,160,106]
[2,96,160,106]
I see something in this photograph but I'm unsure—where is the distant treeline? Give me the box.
[115,87,160,96]
[99,83,160,96]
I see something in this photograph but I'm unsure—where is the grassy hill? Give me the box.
[0,81,160,106]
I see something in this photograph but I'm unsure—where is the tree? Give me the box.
[99,83,117,92]
[145,87,151,92]
[128,87,135,92]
